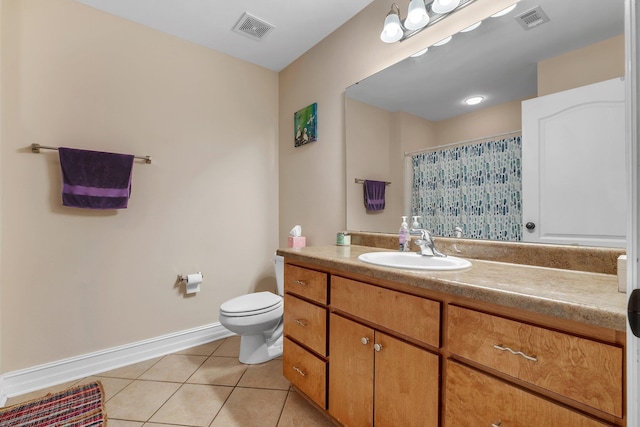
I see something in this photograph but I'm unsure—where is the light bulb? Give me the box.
[406,0,429,31]
[431,0,461,14]
[380,11,403,43]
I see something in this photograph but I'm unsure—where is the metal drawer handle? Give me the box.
[493,344,537,362]
[295,319,307,327]
[492,421,502,427]
[294,280,307,286]
[292,366,306,377]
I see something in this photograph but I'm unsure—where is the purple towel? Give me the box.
[364,180,386,211]
[58,147,135,209]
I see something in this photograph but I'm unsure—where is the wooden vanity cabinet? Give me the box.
[281,258,626,427]
[329,276,440,427]
[282,264,329,409]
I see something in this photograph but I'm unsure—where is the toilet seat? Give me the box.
[220,291,283,317]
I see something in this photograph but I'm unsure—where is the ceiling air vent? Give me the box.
[233,12,275,41]
[515,6,550,30]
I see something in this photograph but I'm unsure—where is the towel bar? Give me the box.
[31,143,152,164]
[355,178,391,185]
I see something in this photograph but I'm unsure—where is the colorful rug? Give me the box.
[0,381,106,426]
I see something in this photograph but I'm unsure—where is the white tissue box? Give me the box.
[288,236,306,248]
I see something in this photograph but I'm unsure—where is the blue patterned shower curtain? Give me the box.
[411,136,522,241]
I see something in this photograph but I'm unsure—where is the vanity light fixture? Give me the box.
[464,95,484,105]
[380,0,474,43]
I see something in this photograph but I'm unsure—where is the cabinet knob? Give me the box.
[525,222,536,230]
[491,422,502,427]
[361,337,370,345]
[373,343,383,352]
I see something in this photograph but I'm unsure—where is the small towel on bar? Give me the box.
[58,147,135,209]
[364,180,386,211]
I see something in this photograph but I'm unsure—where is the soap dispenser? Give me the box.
[399,216,410,252]
[411,216,421,230]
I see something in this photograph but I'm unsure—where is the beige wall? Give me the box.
[538,34,625,96]
[346,100,436,232]
[278,0,516,246]
[1,0,279,371]
[345,99,397,232]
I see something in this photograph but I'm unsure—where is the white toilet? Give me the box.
[218,254,285,364]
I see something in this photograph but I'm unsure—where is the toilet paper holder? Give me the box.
[178,272,204,283]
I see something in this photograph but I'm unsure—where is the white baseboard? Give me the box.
[0,322,233,405]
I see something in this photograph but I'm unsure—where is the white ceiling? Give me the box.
[75,0,375,72]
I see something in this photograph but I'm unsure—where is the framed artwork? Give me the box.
[294,103,317,147]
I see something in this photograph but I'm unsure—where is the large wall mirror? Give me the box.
[346,0,625,246]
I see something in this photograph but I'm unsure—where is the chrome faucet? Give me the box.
[414,229,447,257]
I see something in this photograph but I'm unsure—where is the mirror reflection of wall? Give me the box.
[345,0,624,245]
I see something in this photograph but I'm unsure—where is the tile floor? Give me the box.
[6,336,337,427]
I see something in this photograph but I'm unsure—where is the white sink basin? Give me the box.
[358,251,471,271]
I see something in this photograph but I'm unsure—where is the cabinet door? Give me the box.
[445,360,609,427]
[329,313,374,427]
[374,332,440,427]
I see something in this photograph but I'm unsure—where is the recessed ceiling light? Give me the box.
[433,35,452,46]
[461,21,482,32]
[491,4,517,17]
[410,47,429,57]
[464,96,484,105]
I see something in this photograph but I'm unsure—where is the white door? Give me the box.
[626,1,640,426]
[522,78,626,247]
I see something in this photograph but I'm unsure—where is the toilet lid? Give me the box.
[220,291,283,316]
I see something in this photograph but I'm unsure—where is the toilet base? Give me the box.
[239,334,283,364]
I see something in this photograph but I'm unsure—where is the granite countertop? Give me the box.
[277,245,627,332]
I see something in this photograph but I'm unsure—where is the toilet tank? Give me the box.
[274,254,285,296]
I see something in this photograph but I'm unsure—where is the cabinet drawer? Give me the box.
[445,360,608,427]
[284,264,328,304]
[283,337,327,409]
[284,294,327,356]
[331,276,440,347]
[447,305,623,417]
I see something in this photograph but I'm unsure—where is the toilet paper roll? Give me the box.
[185,272,202,294]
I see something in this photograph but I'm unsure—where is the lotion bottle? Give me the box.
[399,216,410,251]
[411,216,421,229]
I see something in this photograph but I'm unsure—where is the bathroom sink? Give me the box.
[358,251,471,271]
